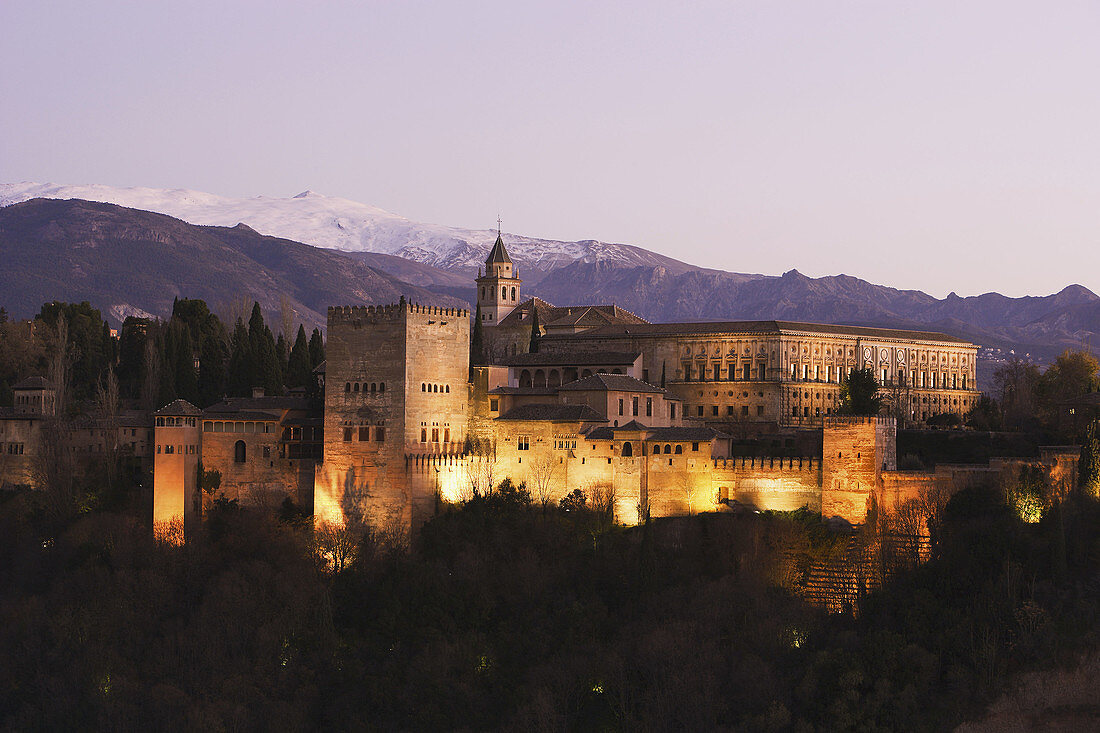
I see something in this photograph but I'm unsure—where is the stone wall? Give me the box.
[317,303,470,529]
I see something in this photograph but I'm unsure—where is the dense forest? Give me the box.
[0,298,325,411]
[0,471,1098,730]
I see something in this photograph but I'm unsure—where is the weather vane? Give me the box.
[497,215,502,235]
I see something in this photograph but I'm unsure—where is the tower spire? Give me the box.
[497,214,502,236]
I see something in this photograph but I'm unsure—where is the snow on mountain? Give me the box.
[0,182,685,278]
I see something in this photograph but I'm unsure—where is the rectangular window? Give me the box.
[518,435,530,450]
[490,398,499,411]
[420,428,427,442]
[682,362,692,381]
[727,406,734,416]
[744,363,751,381]
[759,364,766,381]
[741,405,749,416]
[757,405,764,416]
[444,428,450,443]
[801,364,808,380]
[632,396,639,416]
[692,442,699,451]
[728,364,737,381]
[618,398,624,416]
[359,426,369,441]
[814,365,820,381]
[343,427,353,442]
[713,364,721,381]
[646,398,652,417]
[375,427,384,442]
[697,405,703,417]
[431,428,439,442]
[670,403,676,419]
[711,405,718,417]
[882,369,888,384]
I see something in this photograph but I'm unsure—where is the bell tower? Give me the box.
[475,223,521,326]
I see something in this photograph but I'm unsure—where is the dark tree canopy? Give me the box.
[840,367,882,416]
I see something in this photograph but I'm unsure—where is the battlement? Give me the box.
[823,415,896,429]
[716,456,819,471]
[327,302,470,325]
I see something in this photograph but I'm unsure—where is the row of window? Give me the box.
[345,382,386,394]
[683,363,767,382]
[422,383,450,393]
[620,442,699,457]
[421,427,451,443]
[692,404,767,418]
[481,286,518,302]
[617,396,655,418]
[202,421,274,434]
[4,443,24,455]
[156,444,197,455]
[157,417,197,427]
[342,426,385,442]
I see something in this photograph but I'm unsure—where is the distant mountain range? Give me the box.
[2,183,1098,377]
[0,198,462,331]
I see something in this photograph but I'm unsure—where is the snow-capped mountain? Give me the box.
[0,182,689,279]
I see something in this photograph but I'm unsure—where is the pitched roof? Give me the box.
[202,395,314,420]
[542,319,973,345]
[496,404,608,422]
[12,376,50,390]
[488,386,559,396]
[557,374,665,394]
[499,351,640,367]
[155,399,202,416]
[485,233,512,265]
[496,299,649,331]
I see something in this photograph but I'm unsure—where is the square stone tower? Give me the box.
[820,416,897,523]
[316,300,470,530]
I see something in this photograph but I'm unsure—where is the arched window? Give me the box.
[445,385,450,393]
[370,383,376,393]
[622,442,633,457]
[344,382,351,393]
[519,370,532,388]
[502,286,507,299]
[511,287,516,300]
[422,383,426,392]
[379,382,385,392]
[664,444,672,454]
[354,383,360,392]
[674,445,683,454]
[234,440,246,463]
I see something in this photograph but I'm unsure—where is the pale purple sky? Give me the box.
[3,1,1099,298]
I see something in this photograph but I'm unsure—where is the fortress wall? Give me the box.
[711,456,822,512]
[200,427,301,508]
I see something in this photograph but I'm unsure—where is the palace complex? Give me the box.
[0,234,1077,537]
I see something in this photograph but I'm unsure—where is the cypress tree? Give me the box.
[528,305,541,354]
[287,325,312,389]
[308,328,325,368]
[471,303,485,366]
[227,318,251,397]
[156,326,177,406]
[198,329,228,407]
[276,333,289,383]
[173,322,199,404]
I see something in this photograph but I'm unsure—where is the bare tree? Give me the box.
[95,366,122,493]
[279,294,295,340]
[589,481,616,519]
[528,454,557,509]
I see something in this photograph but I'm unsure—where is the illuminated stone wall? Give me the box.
[317,303,470,529]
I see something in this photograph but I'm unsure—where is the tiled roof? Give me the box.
[542,319,972,345]
[488,386,559,395]
[557,374,665,394]
[500,351,640,367]
[496,404,608,422]
[496,299,648,331]
[155,399,202,416]
[584,425,729,442]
